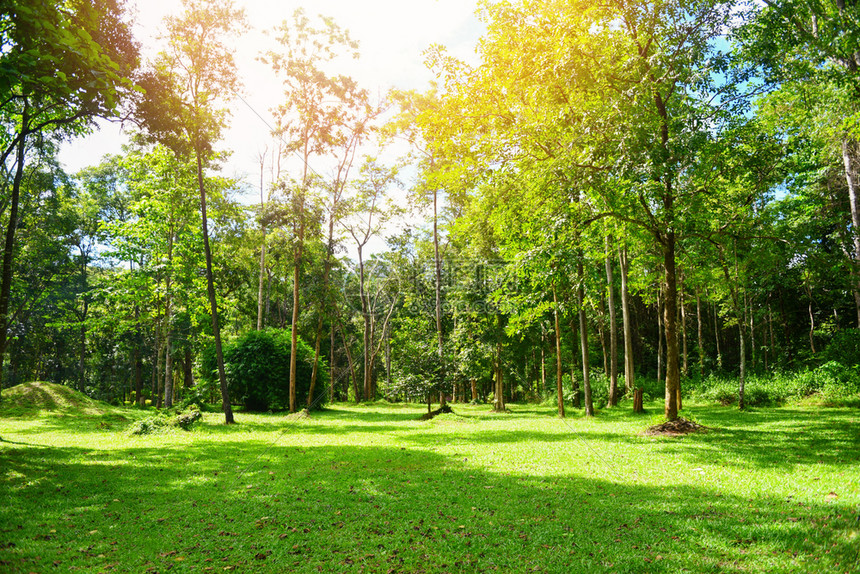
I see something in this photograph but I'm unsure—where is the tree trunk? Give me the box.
[696,290,704,378]
[713,299,722,370]
[163,229,174,408]
[618,246,635,392]
[605,236,619,406]
[597,294,609,379]
[657,285,663,384]
[841,138,860,319]
[358,246,372,402]
[0,118,27,403]
[540,331,546,393]
[553,285,565,418]
[433,186,446,408]
[289,197,305,413]
[196,151,234,424]
[577,261,594,417]
[470,378,477,401]
[155,320,164,409]
[680,272,688,379]
[330,327,336,402]
[133,336,143,407]
[257,158,266,331]
[183,347,193,389]
[493,338,505,412]
[79,300,88,393]
[662,233,681,422]
[738,309,747,409]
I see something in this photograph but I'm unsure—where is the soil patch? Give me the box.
[642,417,712,437]
[419,405,453,421]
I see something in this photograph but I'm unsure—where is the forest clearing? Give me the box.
[4,0,860,571]
[1,384,858,573]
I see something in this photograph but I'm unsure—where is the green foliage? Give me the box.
[127,405,203,434]
[175,407,203,430]
[127,413,171,435]
[822,328,860,367]
[693,363,860,407]
[200,329,327,411]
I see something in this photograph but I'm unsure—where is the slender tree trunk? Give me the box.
[597,294,609,378]
[841,139,860,292]
[196,151,233,424]
[618,246,635,392]
[680,272,688,379]
[553,285,565,418]
[79,300,88,393]
[257,157,266,331]
[768,304,776,367]
[358,246,371,402]
[307,314,324,409]
[493,336,505,412]
[183,347,193,388]
[605,236,619,406]
[133,313,143,407]
[739,320,747,410]
[0,118,27,402]
[577,261,594,416]
[163,229,174,408]
[713,299,722,370]
[433,186,446,407]
[696,290,704,378]
[747,291,755,372]
[657,285,663,384]
[385,322,391,393]
[289,199,305,413]
[330,327,336,402]
[155,320,164,409]
[540,330,546,392]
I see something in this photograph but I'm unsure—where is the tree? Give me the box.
[0,0,138,401]
[139,0,247,423]
[262,8,366,412]
[342,158,402,401]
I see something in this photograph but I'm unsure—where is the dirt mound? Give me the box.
[419,404,453,421]
[642,417,711,437]
[1,381,110,415]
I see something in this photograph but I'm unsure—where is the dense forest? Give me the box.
[2,0,860,423]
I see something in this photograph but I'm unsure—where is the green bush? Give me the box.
[128,406,204,435]
[200,329,327,412]
[128,414,171,435]
[175,408,202,430]
[822,328,860,367]
[692,362,860,406]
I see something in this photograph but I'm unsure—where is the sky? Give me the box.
[58,0,486,198]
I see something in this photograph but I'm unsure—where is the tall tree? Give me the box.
[262,8,364,412]
[0,0,137,400]
[139,0,247,423]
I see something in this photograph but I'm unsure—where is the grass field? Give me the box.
[1,385,859,573]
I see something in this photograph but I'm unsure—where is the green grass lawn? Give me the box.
[1,392,859,573]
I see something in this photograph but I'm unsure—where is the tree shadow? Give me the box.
[2,434,857,573]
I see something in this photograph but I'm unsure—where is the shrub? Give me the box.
[128,406,204,435]
[128,414,171,435]
[175,408,202,430]
[200,328,327,412]
[822,328,860,367]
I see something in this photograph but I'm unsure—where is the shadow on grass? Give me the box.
[2,433,858,573]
